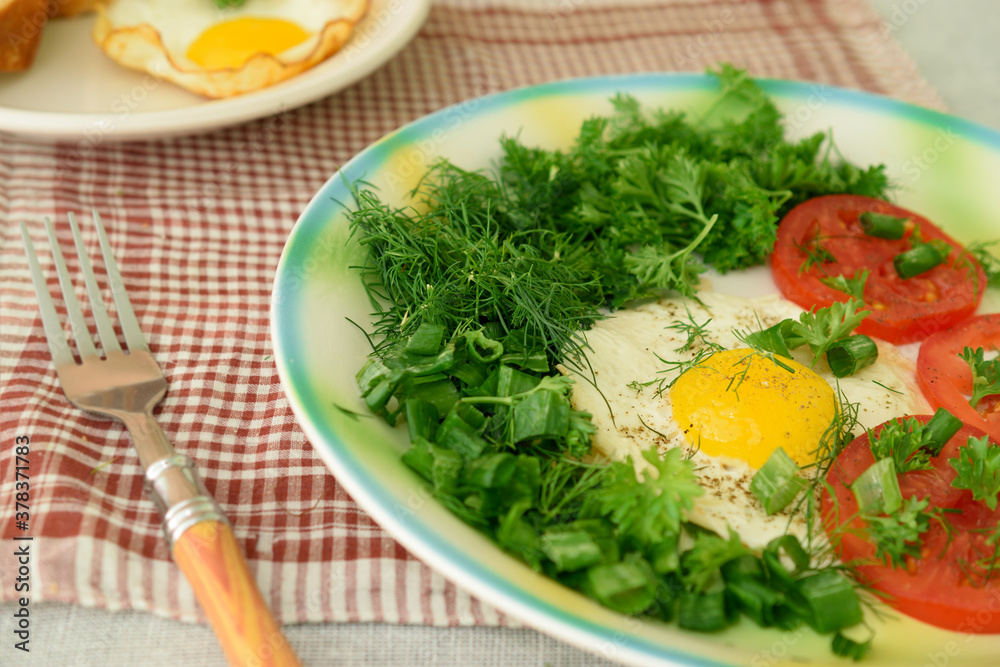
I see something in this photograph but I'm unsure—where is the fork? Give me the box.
[21,212,301,667]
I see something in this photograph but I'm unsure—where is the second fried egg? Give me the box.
[94,0,369,98]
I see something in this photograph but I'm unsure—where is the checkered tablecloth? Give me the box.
[0,0,944,631]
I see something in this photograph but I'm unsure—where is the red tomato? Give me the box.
[822,416,1000,633]
[771,195,986,344]
[918,314,1000,443]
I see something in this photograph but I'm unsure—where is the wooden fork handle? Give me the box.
[172,520,301,667]
[142,449,301,667]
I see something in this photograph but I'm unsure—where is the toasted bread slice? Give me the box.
[0,0,51,72]
[53,0,98,18]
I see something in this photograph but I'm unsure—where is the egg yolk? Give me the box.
[670,349,837,469]
[186,18,310,70]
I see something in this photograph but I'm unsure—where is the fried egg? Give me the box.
[93,0,369,98]
[562,291,930,550]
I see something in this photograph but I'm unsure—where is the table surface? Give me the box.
[2,1,999,666]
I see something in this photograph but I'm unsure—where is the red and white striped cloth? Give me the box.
[0,0,943,627]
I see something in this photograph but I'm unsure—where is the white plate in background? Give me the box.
[0,0,430,142]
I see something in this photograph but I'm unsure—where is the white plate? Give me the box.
[272,74,1000,667]
[0,0,429,142]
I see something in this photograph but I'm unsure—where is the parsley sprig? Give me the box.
[960,346,1000,407]
[950,435,1000,510]
[598,448,703,546]
[869,418,934,474]
[741,298,873,374]
[863,496,933,569]
[868,410,963,474]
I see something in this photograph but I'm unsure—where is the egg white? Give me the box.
[561,291,931,550]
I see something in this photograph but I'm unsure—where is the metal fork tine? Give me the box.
[93,210,149,353]
[20,222,76,368]
[67,211,122,355]
[43,217,99,360]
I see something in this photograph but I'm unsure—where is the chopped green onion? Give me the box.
[677,589,733,632]
[798,571,864,633]
[761,536,810,618]
[404,376,459,417]
[356,356,391,393]
[405,344,457,376]
[497,365,540,397]
[452,402,487,430]
[894,239,950,279]
[405,321,446,355]
[362,378,395,413]
[404,398,439,441]
[436,408,488,458]
[464,452,517,488]
[720,554,764,583]
[465,330,503,362]
[501,331,550,372]
[400,436,435,481]
[826,334,878,378]
[501,349,550,372]
[356,358,400,413]
[510,456,542,503]
[582,555,657,615]
[859,211,908,239]
[449,361,491,387]
[852,457,902,514]
[920,407,964,456]
[765,535,810,574]
[832,628,874,661]
[725,577,785,628]
[401,437,463,494]
[744,319,795,358]
[540,530,604,572]
[750,448,808,515]
[511,390,570,442]
[649,533,681,575]
[496,501,541,569]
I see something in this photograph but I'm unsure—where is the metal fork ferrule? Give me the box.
[162,497,229,547]
[144,454,227,546]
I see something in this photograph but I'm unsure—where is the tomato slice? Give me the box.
[822,415,1000,633]
[771,195,985,344]
[918,314,1000,443]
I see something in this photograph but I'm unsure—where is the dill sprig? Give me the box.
[349,167,603,361]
